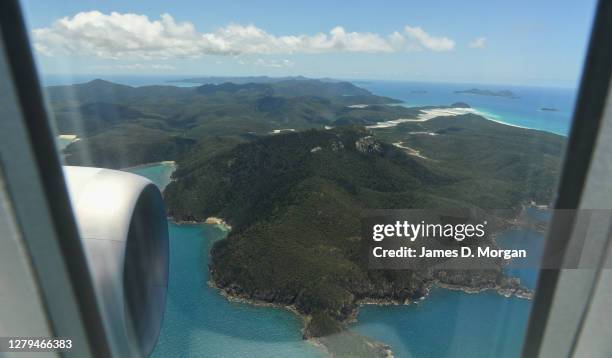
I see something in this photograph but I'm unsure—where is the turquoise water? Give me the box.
[349,229,544,358]
[351,209,550,358]
[351,289,531,358]
[358,81,575,135]
[152,223,322,358]
[127,162,176,191]
[497,229,546,289]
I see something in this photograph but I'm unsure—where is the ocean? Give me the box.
[356,80,574,136]
[106,76,571,357]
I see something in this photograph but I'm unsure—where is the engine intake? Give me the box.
[63,166,169,357]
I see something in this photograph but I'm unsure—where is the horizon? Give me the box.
[21,0,597,88]
[40,73,580,90]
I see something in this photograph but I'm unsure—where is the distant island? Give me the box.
[168,75,340,85]
[411,90,428,94]
[455,88,518,98]
[540,107,558,111]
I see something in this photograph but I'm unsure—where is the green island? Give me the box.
[454,88,518,99]
[49,78,565,356]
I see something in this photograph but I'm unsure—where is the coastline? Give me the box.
[355,279,533,307]
[366,105,544,133]
[200,204,537,357]
[471,107,535,131]
[375,101,567,136]
[208,278,394,358]
[169,216,232,231]
[209,263,533,358]
[434,281,533,300]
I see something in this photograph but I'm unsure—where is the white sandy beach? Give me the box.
[204,216,232,231]
[56,134,79,151]
[366,107,533,130]
[366,108,477,129]
[58,134,78,140]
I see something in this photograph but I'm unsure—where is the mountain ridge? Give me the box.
[48,79,412,168]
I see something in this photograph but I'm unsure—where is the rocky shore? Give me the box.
[209,267,532,358]
[208,277,394,358]
[435,281,533,299]
[169,216,232,231]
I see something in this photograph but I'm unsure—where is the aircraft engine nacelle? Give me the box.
[63,166,169,357]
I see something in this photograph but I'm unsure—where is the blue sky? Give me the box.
[20,0,597,86]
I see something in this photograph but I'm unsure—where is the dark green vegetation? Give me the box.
[165,117,565,337]
[48,78,402,167]
[373,115,564,206]
[49,78,566,340]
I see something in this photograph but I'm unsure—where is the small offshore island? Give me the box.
[48,77,564,357]
[455,88,518,98]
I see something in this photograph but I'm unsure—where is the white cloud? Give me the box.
[33,12,204,59]
[91,63,176,71]
[115,63,176,70]
[404,26,455,52]
[33,11,456,60]
[252,58,295,68]
[236,58,295,68]
[468,37,487,49]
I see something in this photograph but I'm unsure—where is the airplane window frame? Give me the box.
[0,1,111,357]
[523,1,612,356]
[1,0,611,357]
